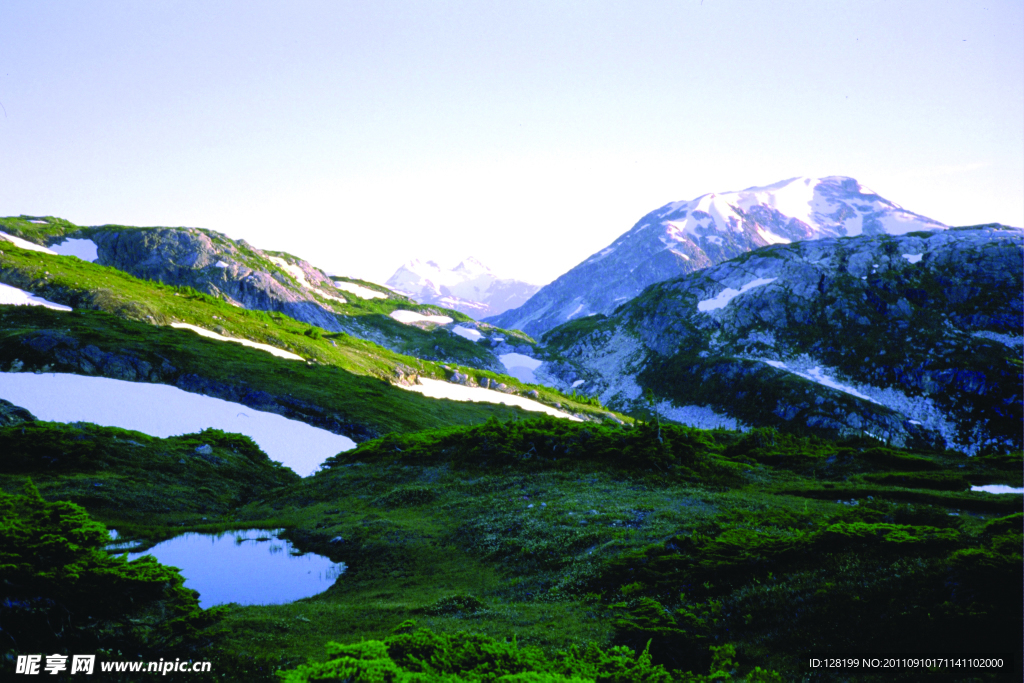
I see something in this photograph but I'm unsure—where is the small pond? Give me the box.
[117,529,345,608]
[970,485,1024,495]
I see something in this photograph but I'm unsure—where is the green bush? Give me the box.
[0,482,220,657]
[278,626,675,682]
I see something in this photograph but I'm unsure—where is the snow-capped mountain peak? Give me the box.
[385,257,538,320]
[487,176,947,336]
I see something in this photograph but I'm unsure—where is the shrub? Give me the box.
[0,482,221,657]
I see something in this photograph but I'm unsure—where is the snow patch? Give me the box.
[697,278,777,312]
[333,280,387,300]
[972,331,1023,347]
[0,372,354,476]
[571,380,585,388]
[51,238,99,262]
[389,310,454,325]
[754,355,978,452]
[901,253,923,264]
[399,378,580,421]
[0,231,56,254]
[0,282,72,311]
[756,227,790,245]
[970,485,1024,495]
[268,256,346,303]
[565,303,586,320]
[169,323,304,361]
[499,353,543,384]
[452,326,482,342]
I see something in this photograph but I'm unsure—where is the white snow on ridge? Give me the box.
[333,280,387,300]
[759,358,875,403]
[169,323,304,361]
[399,378,579,421]
[0,231,57,254]
[390,310,454,325]
[51,238,99,262]
[566,303,586,320]
[268,256,346,304]
[499,353,543,384]
[0,372,354,476]
[756,228,790,245]
[697,278,777,312]
[0,282,72,311]
[901,253,923,264]
[452,326,482,342]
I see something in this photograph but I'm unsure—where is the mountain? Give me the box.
[0,217,533,372]
[386,257,539,319]
[537,224,1022,454]
[488,176,949,337]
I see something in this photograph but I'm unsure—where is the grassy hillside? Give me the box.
[4,416,1018,681]
[0,238,619,436]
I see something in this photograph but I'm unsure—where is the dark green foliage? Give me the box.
[860,471,968,490]
[325,417,743,483]
[427,595,489,616]
[279,625,677,682]
[0,482,220,658]
[0,423,298,516]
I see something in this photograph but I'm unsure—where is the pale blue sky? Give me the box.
[1,1,1021,284]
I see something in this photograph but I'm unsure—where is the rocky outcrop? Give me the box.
[488,177,948,337]
[89,228,346,331]
[541,226,1022,453]
[0,398,36,426]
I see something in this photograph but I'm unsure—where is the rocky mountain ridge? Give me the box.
[0,217,523,372]
[488,176,949,337]
[537,225,1022,454]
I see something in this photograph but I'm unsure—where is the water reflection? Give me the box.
[121,529,345,608]
[970,485,1024,495]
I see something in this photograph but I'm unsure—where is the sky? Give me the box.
[1,1,1021,286]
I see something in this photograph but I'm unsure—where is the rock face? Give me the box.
[540,226,1022,454]
[89,227,347,331]
[0,398,36,426]
[488,177,948,337]
[386,257,539,319]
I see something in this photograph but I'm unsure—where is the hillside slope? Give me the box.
[539,225,1022,453]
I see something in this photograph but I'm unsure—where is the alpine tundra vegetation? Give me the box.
[0,200,1021,682]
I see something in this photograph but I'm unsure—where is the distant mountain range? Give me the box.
[385,257,539,319]
[487,176,949,336]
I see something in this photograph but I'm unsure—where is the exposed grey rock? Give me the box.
[541,226,1023,453]
[0,398,36,426]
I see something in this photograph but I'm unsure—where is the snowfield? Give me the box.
[333,280,387,300]
[0,372,355,476]
[970,485,1024,495]
[389,310,454,325]
[452,326,483,342]
[0,231,57,254]
[697,278,777,312]
[169,323,304,361]
[0,282,72,311]
[399,378,580,421]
